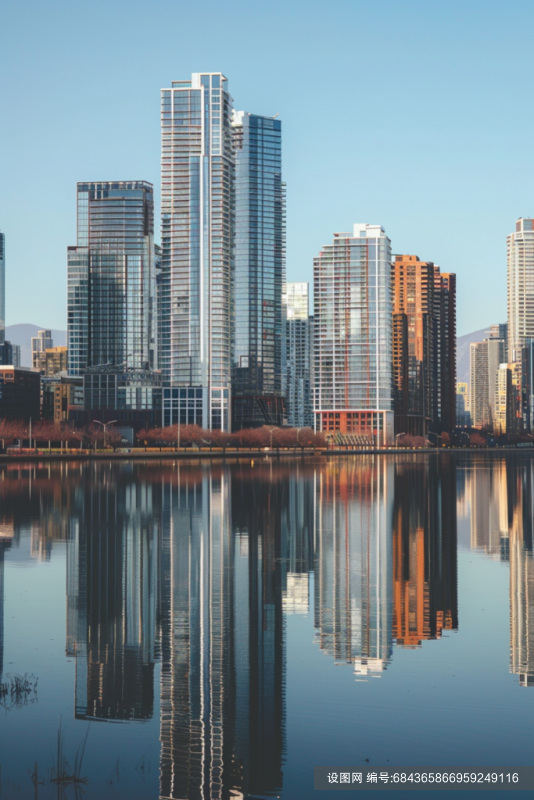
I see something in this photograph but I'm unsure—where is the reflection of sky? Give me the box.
[3,531,161,799]
[2,459,534,800]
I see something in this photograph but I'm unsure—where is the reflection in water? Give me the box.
[468,459,509,560]
[159,465,285,800]
[459,455,534,687]
[67,471,159,720]
[6,456,534,796]
[0,541,5,679]
[393,457,458,648]
[509,460,534,686]
[314,458,394,677]
[0,513,15,680]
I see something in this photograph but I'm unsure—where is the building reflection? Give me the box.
[159,463,285,800]
[66,467,159,720]
[314,458,394,678]
[282,467,314,615]
[509,459,534,687]
[392,457,458,648]
[468,458,509,560]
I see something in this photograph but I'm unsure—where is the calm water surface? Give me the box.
[0,454,533,799]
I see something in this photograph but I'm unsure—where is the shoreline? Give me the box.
[0,446,532,463]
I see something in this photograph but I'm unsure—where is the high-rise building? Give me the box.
[67,181,156,377]
[31,329,53,368]
[456,382,471,426]
[284,282,313,428]
[494,363,513,435]
[521,338,534,432]
[160,73,234,431]
[0,231,4,345]
[391,255,435,435]
[490,323,508,341]
[434,271,457,431]
[508,218,534,362]
[468,326,507,432]
[33,345,68,376]
[469,340,490,428]
[231,111,285,430]
[314,224,394,444]
[0,341,20,368]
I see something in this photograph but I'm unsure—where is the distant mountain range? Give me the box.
[5,321,488,383]
[6,324,67,368]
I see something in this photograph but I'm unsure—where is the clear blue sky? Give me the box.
[2,0,533,335]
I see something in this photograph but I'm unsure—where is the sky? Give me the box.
[2,0,534,335]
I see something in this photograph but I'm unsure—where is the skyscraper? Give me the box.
[391,255,435,435]
[31,329,53,369]
[507,218,534,362]
[314,224,393,443]
[67,181,156,377]
[284,282,313,428]
[469,340,490,428]
[160,73,234,431]
[231,111,285,430]
[434,270,457,432]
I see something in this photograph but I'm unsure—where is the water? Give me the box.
[0,454,533,799]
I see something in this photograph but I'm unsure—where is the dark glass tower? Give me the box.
[67,181,156,377]
[231,112,285,430]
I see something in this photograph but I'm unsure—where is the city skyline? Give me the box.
[5,0,534,335]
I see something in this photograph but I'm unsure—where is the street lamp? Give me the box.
[93,419,117,449]
[269,427,277,450]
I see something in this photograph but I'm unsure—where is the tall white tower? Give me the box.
[507,218,534,362]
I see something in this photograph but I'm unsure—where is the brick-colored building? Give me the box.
[33,346,68,377]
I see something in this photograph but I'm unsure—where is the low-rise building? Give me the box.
[70,366,162,429]
[0,367,40,420]
[42,374,83,422]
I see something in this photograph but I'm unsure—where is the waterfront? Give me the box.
[0,454,533,799]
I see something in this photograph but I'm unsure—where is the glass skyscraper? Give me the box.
[67,181,156,377]
[313,224,394,444]
[160,73,234,431]
[284,282,313,427]
[231,111,285,430]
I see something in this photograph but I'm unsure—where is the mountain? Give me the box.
[456,326,491,384]
[2,322,495,382]
[6,324,67,368]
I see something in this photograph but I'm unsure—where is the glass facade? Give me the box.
[284,282,313,427]
[67,181,156,377]
[231,112,285,430]
[83,367,162,412]
[161,73,234,430]
[314,224,393,441]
